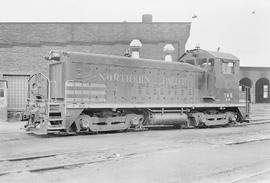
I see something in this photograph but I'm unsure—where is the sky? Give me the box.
[0,0,269,66]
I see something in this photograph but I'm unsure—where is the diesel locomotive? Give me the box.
[24,49,249,135]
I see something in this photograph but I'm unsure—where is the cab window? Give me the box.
[208,58,214,66]
[185,59,195,65]
[196,58,207,66]
[0,89,4,98]
[197,58,214,71]
[0,82,5,98]
[222,60,234,74]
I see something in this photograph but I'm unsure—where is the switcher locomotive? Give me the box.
[24,49,248,135]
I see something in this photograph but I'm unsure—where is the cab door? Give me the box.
[214,59,239,103]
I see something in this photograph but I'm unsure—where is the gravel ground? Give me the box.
[0,121,270,183]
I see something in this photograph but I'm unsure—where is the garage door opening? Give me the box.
[3,74,30,112]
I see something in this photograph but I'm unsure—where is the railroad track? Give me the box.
[231,169,270,182]
[1,136,270,177]
[0,153,120,176]
[1,120,269,177]
[0,147,130,176]
[247,118,270,125]
[0,142,177,176]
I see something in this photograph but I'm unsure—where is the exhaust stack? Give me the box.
[130,39,142,58]
[163,44,175,62]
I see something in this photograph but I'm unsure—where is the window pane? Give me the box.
[208,58,215,66]
[222,60,234,74]
[0,89,4,98]
[185,59,195,65]
[263,85,268,98]
[228,62,234,67]
[196,58,207,65]
[239,86,242,91]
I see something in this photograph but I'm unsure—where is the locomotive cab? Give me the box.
[24,49,247,135]
[179,49,240,104]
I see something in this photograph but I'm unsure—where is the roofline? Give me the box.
[177,52,187,61]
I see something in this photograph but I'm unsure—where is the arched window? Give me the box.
[239,77,252,102]
[239,78,252,91]
[255,78,270,103]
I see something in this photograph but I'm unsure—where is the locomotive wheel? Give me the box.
[197,122,207,128]
[190,112,205,127]
[78,114,92,129]
[126,113,145,129]
[226,112,239,124]
[236,113,242,122]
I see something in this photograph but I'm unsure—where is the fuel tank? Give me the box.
[149,113,188,125]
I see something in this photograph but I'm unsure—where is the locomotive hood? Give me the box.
[48,50,206,73]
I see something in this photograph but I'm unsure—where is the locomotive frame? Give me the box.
[24,49,249,135]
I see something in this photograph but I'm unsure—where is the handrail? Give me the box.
[239,84,250,118]
[28,73,50,101]
[50,80,57,102]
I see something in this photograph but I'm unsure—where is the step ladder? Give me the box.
[47,103,65,131]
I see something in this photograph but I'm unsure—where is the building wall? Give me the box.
[239,67,270,103]
[0,22,190,76]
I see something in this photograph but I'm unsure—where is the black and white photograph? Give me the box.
[0,0,269,182]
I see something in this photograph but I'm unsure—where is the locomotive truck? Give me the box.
[24,49,249,135]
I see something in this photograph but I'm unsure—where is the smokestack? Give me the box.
[142,14,152,23]
[129,39,142,58]
[163,44,175,62]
